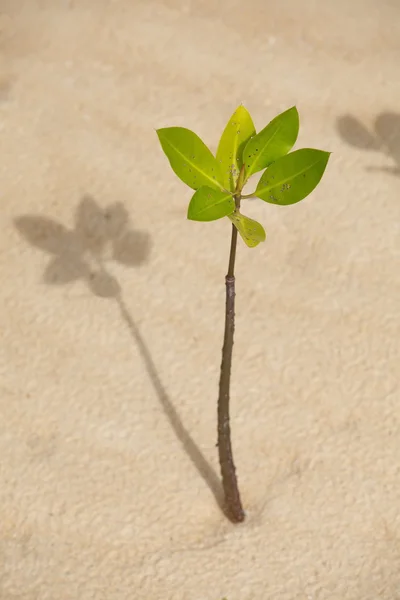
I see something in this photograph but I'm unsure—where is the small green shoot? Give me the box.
[156,105,330,522]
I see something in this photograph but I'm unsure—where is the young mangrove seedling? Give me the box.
[156,105,330,523]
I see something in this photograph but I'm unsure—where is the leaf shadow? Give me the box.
[336,112,400,177]
[14,195,226,518]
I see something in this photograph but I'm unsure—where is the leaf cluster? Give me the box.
[157,106,330,247]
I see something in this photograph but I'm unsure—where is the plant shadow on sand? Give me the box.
[336,112,400,176]
[14,195,226,516]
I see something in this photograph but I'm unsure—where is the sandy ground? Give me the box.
[1,1,400,598]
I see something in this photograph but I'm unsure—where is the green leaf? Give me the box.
[187,186,235,222]
[156,127,224,190]
[242,106,299,181]
[216,105,256,192]
[255,148,330,205]
[228,212,266,247]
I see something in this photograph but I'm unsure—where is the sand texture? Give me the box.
[1,1,400,598]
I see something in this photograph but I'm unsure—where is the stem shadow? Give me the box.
[117,294,226,516]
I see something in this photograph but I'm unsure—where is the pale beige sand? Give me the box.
[1,1,400,598]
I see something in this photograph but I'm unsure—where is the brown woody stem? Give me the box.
[217,188,245,523]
